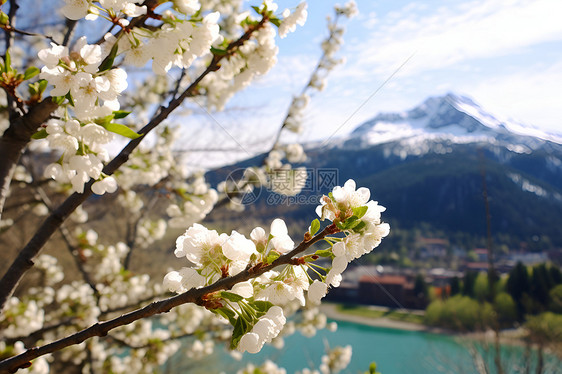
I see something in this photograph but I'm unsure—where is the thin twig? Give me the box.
[61,19,77,47]
[123,193,159,270]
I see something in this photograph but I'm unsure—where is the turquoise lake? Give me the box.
[164,320,561,373]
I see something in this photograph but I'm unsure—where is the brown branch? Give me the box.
[59,226,101,300]
[3,0,19,53]
[0,97,59,221]
[99,294,160,316]
[0,17,268,312]
[61,19,77,47]
[123,193,159,271]
[0,223,334,372]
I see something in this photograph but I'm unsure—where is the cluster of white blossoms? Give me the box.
[61,0,147,20]
[37,35,129,194]
[201,2,307,111]
[312,180,390,302]
[237,305,286,353]
[38,36,128,120]
[164,179,388,356]
[232,145,307,199]
[278,2,308,38]
[214,0,356,207]
[116,127,181,190]
[283,93,310,134]
[296,345,352,374]
[0,298,44,339]
[42,117,117,195]
[237,359,287,374]
[166,174,219,229]
[120,11,221,75]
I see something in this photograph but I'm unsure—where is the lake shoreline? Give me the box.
[320,303,530,346]
[319,303,452,334]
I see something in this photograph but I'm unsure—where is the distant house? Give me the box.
[325,282,358,303]
[473,248,488,262]
[417,238,449,259]
[507,251,549,266]
[462,262,490,273]
[358,275,424,309]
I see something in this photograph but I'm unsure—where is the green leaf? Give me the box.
[213,307,237,325]
[52,96,66,105]
[269,17,281,27]
[251,5,261,14]
[230,316,251,350]
[102,122,141,139]
[0,11,9,27]
[353,206,368,219]
[328,192,334,200]
[342,216,362,230]
[220,291,244,303]
[265,251,280,264]
[343,215,358,225]
[65,92,74,106]
[4,49,11,73]
[352,221,367,233]
[95,115,113,126]
[23,66,40,81]
[251,300,273,314]
[38,79,48,92]
[112,110,131,119]
[98,42,119,72]
[31,129,48,139]
[314,248,333,258]
[309,218,320,236]
[210,46,228,56]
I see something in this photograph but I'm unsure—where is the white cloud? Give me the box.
[353,0,562,76]
[466,59,562,132]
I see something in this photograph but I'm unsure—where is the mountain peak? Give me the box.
[348,93,561,150]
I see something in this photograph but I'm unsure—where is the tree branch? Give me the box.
[3,0,19,54]
[0,224,334,372]
[61,19,77,47]
[0,98,59,221]
[0,17,268,311]
[210,14,346,211]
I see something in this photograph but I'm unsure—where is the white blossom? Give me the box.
[308,280,328,305]
[278,2,308,38]
[269,218,294,254]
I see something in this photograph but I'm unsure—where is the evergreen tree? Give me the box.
[531,264,551,308]
[548,265,562,286]
[450,276,460,296]
[414,274,429,305]
[506,262,530,319]
[463,271,477,298]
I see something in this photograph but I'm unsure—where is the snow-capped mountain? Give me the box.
[344,93,562,154]
[209,93,562,248]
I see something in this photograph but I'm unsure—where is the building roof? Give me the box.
[359,275,409,285]
[419,238,449,246]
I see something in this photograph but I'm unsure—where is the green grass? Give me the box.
[336,304,425,325]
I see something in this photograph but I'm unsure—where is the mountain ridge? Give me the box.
[207,93,562,249]
[341,93,562,152]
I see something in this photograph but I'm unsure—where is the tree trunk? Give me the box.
[0,98,58,219]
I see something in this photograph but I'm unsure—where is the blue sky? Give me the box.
[212,0,562,147]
